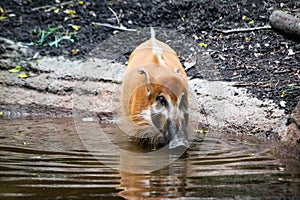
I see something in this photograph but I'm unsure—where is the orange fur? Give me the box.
[121,30,188,145]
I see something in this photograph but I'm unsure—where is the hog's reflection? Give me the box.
[118,155,190,199]
[76,119,189,173]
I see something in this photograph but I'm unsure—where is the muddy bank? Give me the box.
[0,56,122,120]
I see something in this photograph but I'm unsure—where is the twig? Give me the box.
[233,83,254,87]
[91,22,136,32]
[215,25,272,34]
[108,6,120,26]
[233,81,273,87]
[31,1,75,11]
[273,70,291,74]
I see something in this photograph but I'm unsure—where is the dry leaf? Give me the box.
[248,20,255,25]
[242,15,249,21]
[72,49,80,55]
[64,9,76,18]
[199,42,207,47]
[8,65,22,73]
[281,90,286,98]
[18,73,28,78]
[0,6,5,13]
[71,24,80,31]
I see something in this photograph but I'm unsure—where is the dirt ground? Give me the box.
[0,0,299,115]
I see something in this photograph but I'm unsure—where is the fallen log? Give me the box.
[269,10,300,40]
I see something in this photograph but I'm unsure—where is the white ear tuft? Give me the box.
[150,27,156,40]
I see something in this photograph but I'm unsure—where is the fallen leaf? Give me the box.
[64,9,76,18]
[72,49,80,55]
[71,24,80,31]
[248,153,255,157]
[18,73,28,78]
[242,15,249,21]
[199,42,207,47]
[248,20,255,25]
[0,6,5,13]
[0,16,7,20]
[0,111,3,116]
[8,65,22,73]
[54,8,60,13]
[281,90,286,98]
[245,37,251,41]
[78,0,85,5]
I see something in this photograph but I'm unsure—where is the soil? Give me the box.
[0,0,299,115]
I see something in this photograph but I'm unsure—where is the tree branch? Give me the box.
[269,10,300,40]
[91,22,137,32]
[215,25,272,34]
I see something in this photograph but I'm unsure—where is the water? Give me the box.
[0,118,299,199]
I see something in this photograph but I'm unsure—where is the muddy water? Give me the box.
[0,118,299,199]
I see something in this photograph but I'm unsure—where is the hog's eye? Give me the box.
[156,95,167,106]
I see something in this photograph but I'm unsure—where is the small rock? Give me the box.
[287,49,295,56]
[280,101,286,107]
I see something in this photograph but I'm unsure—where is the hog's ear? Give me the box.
[179,93,189,113]
[138,68,151,97]
[179,93,189,124]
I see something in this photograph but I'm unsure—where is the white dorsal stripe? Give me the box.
[150,27,166,66]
